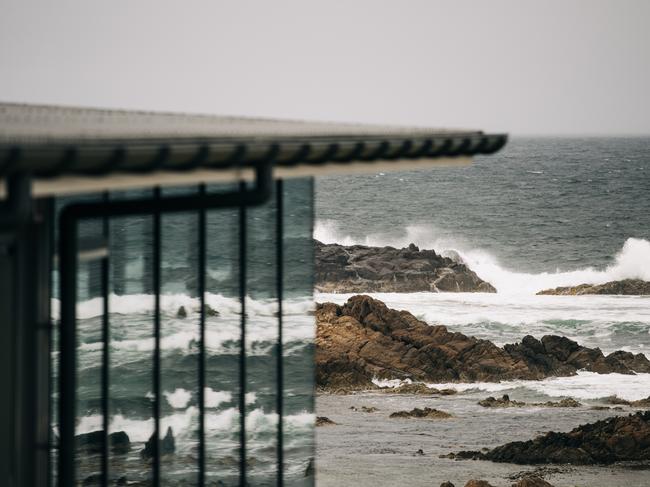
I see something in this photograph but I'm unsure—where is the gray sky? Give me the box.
[1,0,649,135]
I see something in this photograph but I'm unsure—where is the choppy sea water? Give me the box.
[315,137,650,486]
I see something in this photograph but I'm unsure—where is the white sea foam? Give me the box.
[164,388,192,409]
[373,371,650,402]
[205,388,232,408]
[69,292,314,357]
[372,377,412,388]
[421,371,650,402]
[52,292,314,321]
[74,407,314,444]
[315,221,650,296]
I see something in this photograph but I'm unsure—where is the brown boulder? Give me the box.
[315,296,650,390]
[464,481,496,487]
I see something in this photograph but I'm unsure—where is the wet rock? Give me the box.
[511,477,555,487]
[479,394,526,408]
[75,430,130,454]
[176,306,187,319]
[389,407,452,419]
[440,482,456,487]
[384,382,457,395]
[361,406,378,413]
[305,458,314,477]
[384,383,433,394]
[464,481,496,487]
[465,411,650,465]
[535,398,581,408]
[415,448,425,455]
[604,395,650,408]
[537,279,650,295]
[140,427,175,460]
[480,395,582,408]
[316,416,336,426]
[205,304,219,317]
[315,296,650,390]
[314,240,496,293]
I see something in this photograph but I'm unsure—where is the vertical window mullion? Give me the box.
[276,180,284,486]
[152,187,162,487]
[197,184,206,487]
[101,191,110,487]
[238,182,247,486]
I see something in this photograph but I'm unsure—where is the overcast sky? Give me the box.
[1,0,649,135]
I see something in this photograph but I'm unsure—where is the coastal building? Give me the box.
[0,102,506,486]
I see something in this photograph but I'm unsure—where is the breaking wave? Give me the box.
[374,371,650,402]
[315,221,650,295]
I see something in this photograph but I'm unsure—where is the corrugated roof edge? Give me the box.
[0,103,507,178]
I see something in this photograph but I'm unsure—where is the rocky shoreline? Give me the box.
[315,240,496,293]
[537,279,650,295]
[315,295,650,390]
[449,411,650,465]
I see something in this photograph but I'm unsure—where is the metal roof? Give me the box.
[0,103,506,178]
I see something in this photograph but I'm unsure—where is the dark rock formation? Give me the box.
[382,382,457,395]
[535,398,581,408]
[140,427,175,460]
[537,279,650,295]
[389,407,452,419]
[440,482,456,487]
[176,306,187,318]
[479,394,526,408]
[478,395,581,408]
[605,395,650,408]
[316,416,336,426]
[75,430,130,454]
[314,240,496,293]
[315,295,650,389]
[455,411,650,465]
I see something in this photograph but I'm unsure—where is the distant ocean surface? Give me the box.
[315,137,650,487]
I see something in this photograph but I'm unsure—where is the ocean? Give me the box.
[314,137,650,486]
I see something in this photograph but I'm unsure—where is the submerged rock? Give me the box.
[361,406,378,413]
[479,395,526,408]
[140,427,175,460]
[604,395,650,408]
[75,430,130,454]
[314,240,496,293]
[537,279,650,295]
[176,306,187,319]
[389,407,452,419]
[454,411,650,465]
[315,295,650,390]
[381,382,456,395]
[316,416,336,426]
[479,395,581,408]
